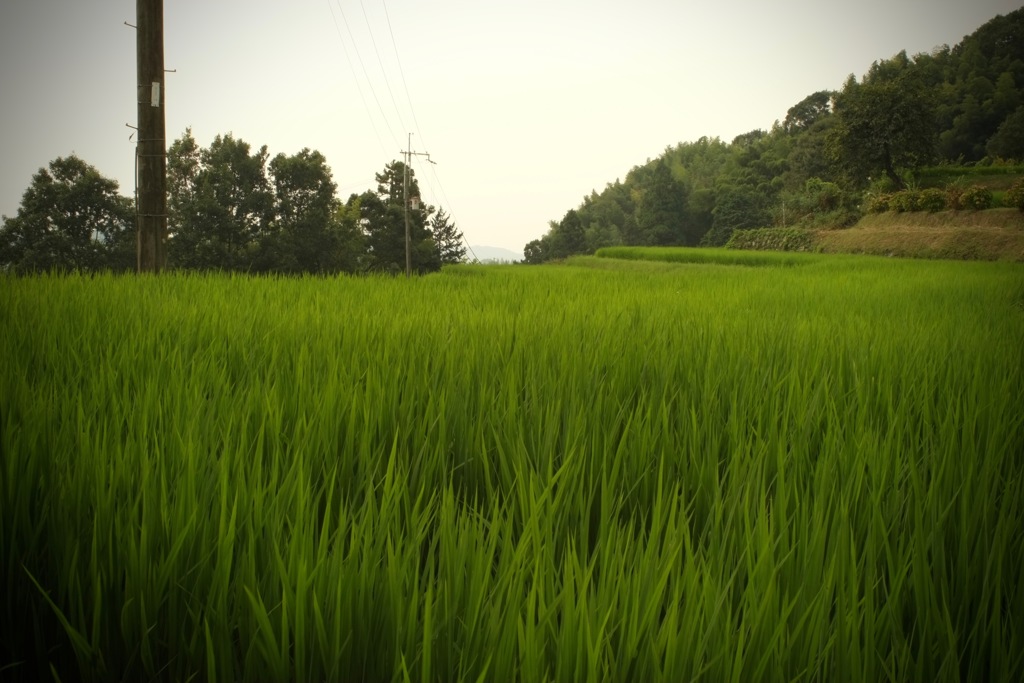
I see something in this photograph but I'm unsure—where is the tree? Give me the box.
[523,238,548,264]
[431,207,466,265]
[986,105,1024,160]
[360,161,439,274]
[267,148,340,273]
[553,208,586,256]
[330,196,368,273]
[577,190,626,251]
[583,220,622,252]
[828,67,938,189]
[167,131,274,270]
[784,91,833,134]
[632,159,689,245]
[702,183,771,246]
[782,116,837,190]
[0,156,134,273]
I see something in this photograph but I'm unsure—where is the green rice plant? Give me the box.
[594,246,819,266]
[1,257,1022,682]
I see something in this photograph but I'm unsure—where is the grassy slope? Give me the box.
[815,209,1024,261]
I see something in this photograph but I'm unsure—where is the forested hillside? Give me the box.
[524,8,1024,262]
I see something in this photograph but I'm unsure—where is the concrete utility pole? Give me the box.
[136,0,167,272]
[400,133,435,277]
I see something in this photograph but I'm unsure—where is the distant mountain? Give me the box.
[468,245,523,263]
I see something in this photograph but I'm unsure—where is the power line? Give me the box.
[426,163,477,262]
[325,0,388,155]
[360,0,408,136]
[331,0,401,149]
[375,6,476,261]
[381,0,427,147]
[326,1,478,263]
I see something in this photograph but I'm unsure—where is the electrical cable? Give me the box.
[325,0,389,156]
[381,0,427,148]
[360,0,408,137]
[330,0,401,150]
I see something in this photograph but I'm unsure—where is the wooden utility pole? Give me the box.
[400,133,435,277]
[136,0,167,272]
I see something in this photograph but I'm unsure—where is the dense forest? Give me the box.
[524,8,1024,262]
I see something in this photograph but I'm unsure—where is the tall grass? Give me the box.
[2,258,1023,682]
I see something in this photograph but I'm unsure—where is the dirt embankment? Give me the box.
[815,209,1024,261]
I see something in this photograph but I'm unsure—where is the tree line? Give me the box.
[0,130,466,275]
[525,8,1024,262]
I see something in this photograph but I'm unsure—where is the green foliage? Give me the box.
[916,162,1024,191]
[555,208,587,255]
[431,207,466,265]
[162,131,452,275]
[523,238,547,264]
[918,188,948,212]
[168,130,275,271]
[265,148,344,273]
[938,11,1024,161]
[3,261,1022,681]
[583,220,623,253]
[515,7,1022,255]
[631,160,689,246]
[0,156,135,273]
[961,184,994,210]
[704,184,772,246]
[775,178,861,228]
[802,177,844,212]
[783,91,833,134]
[890,189,922,212]
[358,160,441,274]
[595,245,818,266]
[577,185,631,248]
[986,105,1024,161]
[865,192,892,213]
[725,227,816,252]
[827,64,938,189]
[946,185,966,210]
[1005,179,1024,211]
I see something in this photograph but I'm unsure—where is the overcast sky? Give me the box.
[1,0,1020,254]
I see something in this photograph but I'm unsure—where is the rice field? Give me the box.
[594,245,821,266]
[1,254,1023,682]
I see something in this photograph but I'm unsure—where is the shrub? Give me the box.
[725,227,815,252]
[890,190,921,213]
[804,178,844,212]
[799,209,861,229]
[918,188,947,212]
[946,185,965,210]
[866,193,892,213]
[960,185,993,211]
[1006,179,1024,212]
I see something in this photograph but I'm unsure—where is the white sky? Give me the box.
[1,0,1020,254]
